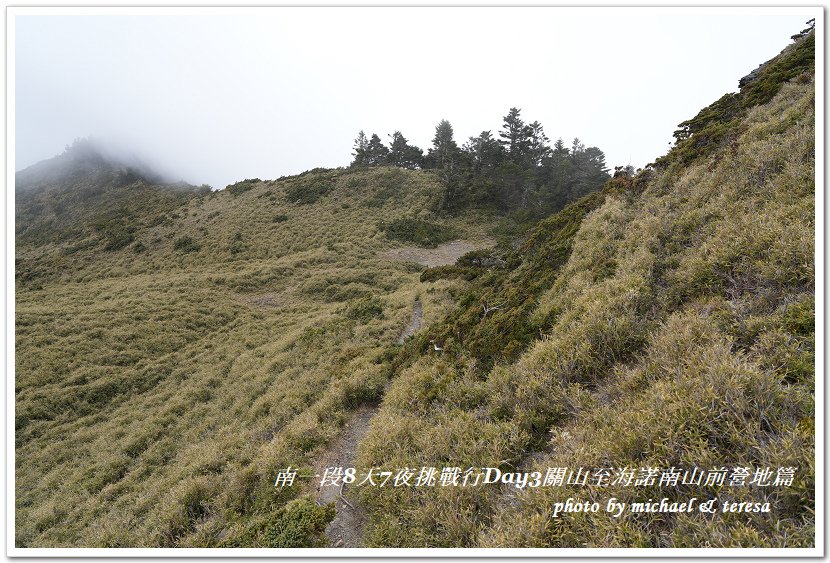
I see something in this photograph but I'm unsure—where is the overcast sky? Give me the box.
[14,7,816,188]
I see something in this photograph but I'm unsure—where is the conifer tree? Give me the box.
[462,130,503,174]
[387,131,423,169]
[351,130,369,167]
[499,107,530,163]
[365,133,390,166]
[425,120,464,211]
[427,119,459,171]
[347,114,609,215]
[568,138,609,199]
[526,121,551,166]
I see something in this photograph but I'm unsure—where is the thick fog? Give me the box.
[14,8,814,189]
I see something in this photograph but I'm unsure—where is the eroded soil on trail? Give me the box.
[313,405,376,548]
[312,239,488,546]
[397,298,423,344]
[313,294,428,547]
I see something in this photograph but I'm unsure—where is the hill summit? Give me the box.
[16,138,167,192]
[15,138,208,267]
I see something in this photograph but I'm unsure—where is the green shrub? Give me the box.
[741,31,814,108]
[783,297,815,337]
[173,236,201,253]
[62,238,98,255]
[379,218,458,248]
[420,265,479,282]
[656,30,814,169]
[226,179,260,196]
[228,232,246,255]
[261,497,335,547]
[285,177,334,204]
[94,218,137,251]
[103,231,134,251]
[343,297,384,321]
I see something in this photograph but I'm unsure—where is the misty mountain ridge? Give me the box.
[15,137,209,253]
[15,137,174,192]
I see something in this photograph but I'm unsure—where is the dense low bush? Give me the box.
[225,179,261,197]
[343,297,385,321]
[379,217,458,248]
[261,497,335,547]
[173,235,201,253]
[285,176,335,204]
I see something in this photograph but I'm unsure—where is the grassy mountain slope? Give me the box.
[16,141,207,283]
[15,161,495,546]
[15,28,815,549]
[355,31,815,547]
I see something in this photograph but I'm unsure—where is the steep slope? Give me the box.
[355,30,815,548]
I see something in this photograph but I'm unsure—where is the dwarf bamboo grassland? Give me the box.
[354,74,815,547]
[15,28,816,549]
[15,166,495,547]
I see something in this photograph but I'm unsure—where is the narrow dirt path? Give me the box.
[314,296,425,547]
[397,298,423,344]
[309,239,496,546]
[314,405,376,547]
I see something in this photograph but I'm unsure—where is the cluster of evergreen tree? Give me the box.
[352,131,425,170]
[351,108,611,216]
